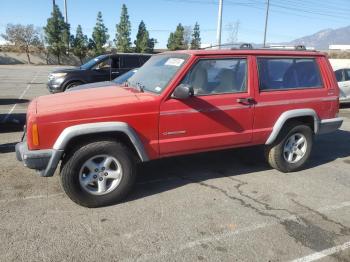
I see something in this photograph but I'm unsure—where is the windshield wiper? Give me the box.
[135,82,145,92]
[124,81,144,92]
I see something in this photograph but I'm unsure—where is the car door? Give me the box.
[252,56,328,144]
[110,56,121,80]
[159,56,255,156]
[91,57,111,82]
[340,69,350,100]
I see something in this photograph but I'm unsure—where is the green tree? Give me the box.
[115,4,132,52]
[190,22,201,50]
[92,11,109,55]
[167,23,186,51]
[147,38,157,53]
[44,4,70,64]
[134,20,156,53]
[70,25,88,64]
[1,24,40,64]
[167,32,175,50]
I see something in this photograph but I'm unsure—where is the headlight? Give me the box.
[49,73,67,79]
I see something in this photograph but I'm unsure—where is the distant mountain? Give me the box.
[283,26,350,50]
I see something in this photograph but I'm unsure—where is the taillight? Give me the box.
[32,123,39,146]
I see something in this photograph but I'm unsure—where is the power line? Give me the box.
[163,0,350,23]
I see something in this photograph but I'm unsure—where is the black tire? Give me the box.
[64,81,83,90]
[265,122,313,173]
[60,140,137,207]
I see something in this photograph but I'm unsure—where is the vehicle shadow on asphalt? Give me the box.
[340,104,350,109]
[0,142,17,154]
[127,146,268,203]
[126,129,350,203]
[308,129,350,169]
[0,113,26,134]
[0,98,29,105]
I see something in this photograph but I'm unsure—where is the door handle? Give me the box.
[236,97,255,104]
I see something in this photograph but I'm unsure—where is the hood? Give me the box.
[36,85,141,115]
[68,81,116,92]
[51,67,83,74]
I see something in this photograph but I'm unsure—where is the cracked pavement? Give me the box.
[0,65,350,262]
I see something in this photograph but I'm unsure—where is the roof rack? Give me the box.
[264,44,308,50]
[201,43,242,50]
[202,43,316,51]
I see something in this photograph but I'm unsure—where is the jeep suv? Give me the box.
[16,47,343,207]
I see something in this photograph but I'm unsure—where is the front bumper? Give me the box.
[16,141,63,177]
[47,78,65,93]
[318,117,343,134]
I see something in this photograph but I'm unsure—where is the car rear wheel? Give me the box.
[60,140,137,207]
[265,123,313,173]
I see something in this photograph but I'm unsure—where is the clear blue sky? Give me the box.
[0,0,349,48]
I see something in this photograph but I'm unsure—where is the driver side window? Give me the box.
[93,58,111,70]
[180,58,247,95]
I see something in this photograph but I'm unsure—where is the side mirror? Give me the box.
[172,84,194,99]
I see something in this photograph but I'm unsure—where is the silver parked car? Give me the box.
[334,68,350,103]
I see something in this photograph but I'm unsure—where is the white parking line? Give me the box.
[290,241,350,262]
[137,201,350,261]
[1,70,40,123]
[0,193,64,203]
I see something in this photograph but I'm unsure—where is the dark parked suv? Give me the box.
[47,53,151,93]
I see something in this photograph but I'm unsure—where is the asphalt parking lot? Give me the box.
[0,64,349,262]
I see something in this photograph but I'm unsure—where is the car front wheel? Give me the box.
[65,81,82,90]
[60,140,137,207]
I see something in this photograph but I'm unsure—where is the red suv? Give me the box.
[16,47,343,207]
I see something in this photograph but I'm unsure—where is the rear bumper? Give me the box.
[339,97,350,104]
[15,141,63,177]
[318,117,343,134]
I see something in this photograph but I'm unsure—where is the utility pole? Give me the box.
[263,0,270,47]
[64,0,68,23]
[63,0,69,54]
[216,0,223,48]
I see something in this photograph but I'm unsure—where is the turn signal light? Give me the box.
[32,123,39,146]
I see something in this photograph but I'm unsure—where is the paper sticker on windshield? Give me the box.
[165,58,184,67]
[155,86,161,92]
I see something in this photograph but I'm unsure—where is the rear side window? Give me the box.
[345,69,350,81]
[122,56,141,68]
[335,70,343,82]
[140,56,151,65]
[258,58,323,91]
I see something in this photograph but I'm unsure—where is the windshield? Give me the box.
[113,69,138,84]
[126,53,188,93]
[80,55,107,69]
